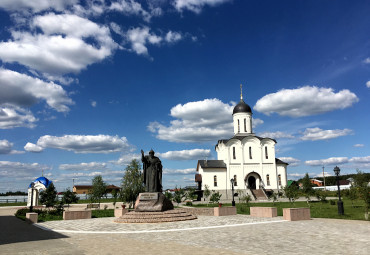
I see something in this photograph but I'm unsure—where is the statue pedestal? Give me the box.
[135,192,174,212]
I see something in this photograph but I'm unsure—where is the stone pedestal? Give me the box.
[63,210,92,220]
[135,192,174,212]
[114,208,128,217]
[250,207,277,218]
[283,208,311,221]
[26,212,38,224]
[214,206,237,216]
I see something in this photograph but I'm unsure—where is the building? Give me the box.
[310,179,323,187]
[73,185,120,194]
[195,90,288,199]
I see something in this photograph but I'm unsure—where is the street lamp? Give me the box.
[30,182,35,212]
[334,166,344,215]
[230,178,236,206]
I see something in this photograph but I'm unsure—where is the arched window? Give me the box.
[249,146,252,159]
[244,118,247,132]
[278,174,281,186]
[237,119,240,133]
[214,175,217,187]
[265,146,268,159]
[266,174,270,186]
[234,175,237,186]
[233,147,236,159]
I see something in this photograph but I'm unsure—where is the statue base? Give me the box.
[135,192,174,212]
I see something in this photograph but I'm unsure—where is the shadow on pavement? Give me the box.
[0,216,69,245]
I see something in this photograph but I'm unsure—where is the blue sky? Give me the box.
[0,0,369,193]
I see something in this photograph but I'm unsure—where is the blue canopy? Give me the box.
[29,176,52,188]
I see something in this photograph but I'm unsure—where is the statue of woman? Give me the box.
[141,149,162,192]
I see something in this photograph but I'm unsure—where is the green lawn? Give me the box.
[194,198,368,221]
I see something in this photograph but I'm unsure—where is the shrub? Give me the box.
[185,201,193,206]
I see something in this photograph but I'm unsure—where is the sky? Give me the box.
[0,0,369,193]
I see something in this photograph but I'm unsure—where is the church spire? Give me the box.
[240,84,243,100]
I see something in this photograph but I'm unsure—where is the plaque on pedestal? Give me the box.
[135,192,174,212]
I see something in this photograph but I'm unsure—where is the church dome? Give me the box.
[233,99,252,114]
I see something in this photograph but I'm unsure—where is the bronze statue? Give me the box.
[141,149,162,192]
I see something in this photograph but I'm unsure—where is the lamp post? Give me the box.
[334,166,344,215]
[30,182,35,212]
[230,178,236,206]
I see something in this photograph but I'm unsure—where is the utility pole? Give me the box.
[322,166,326,191]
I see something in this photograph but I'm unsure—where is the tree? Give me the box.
[345,185,357,208]
[203,185,211,202]
[352,169,370,219]
[301,173,315,205]
[173,187,185,206]
[241,193,252,205]
[164,190,173,201]
[62,188,79,208]
[111,189,119,206]
[39,183,57,208]
[185,188,197,201]
[283,185,299,204]
[268,191,278,205]
[89,175,107,207]
[209,190,222,204]
[120,159,145,208]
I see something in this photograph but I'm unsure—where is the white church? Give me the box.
[195,89,288,200]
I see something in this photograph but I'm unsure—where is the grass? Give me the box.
[193,198,368,221]
[0,202,27,207]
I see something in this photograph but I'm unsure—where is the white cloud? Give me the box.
[163,168,195,175]
[0,13,117,77]
[0,140,13,154]
[252,118,264,128]
[258,131,294,139]
[0,0,78,13]
[173,0,231,13]
[158,149,211,160]
[305,157,349,166]
[148,98,235,143]
[59,162,107,171]
[254,86,359,117]
[349,156,370,164]
[0,105,37,129]
[301,127,352,141]
[165,31,182,43]
[110,0,152,22]
[366,81,370,88]
[24,142,43,153]
[126,26,162,55]
[363,58,370,64]
[288,172,306,178]
[0,68,74,112]
[60,171,103,178]
[279,157,300,166]
[353,144,364,147]
[112,153,141,165]
[0,161,50,178]
[34,135,132,154]
[91,101,97,107]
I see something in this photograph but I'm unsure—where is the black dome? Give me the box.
[233,99,252,114]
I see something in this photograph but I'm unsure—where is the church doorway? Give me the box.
[248,176,256,189]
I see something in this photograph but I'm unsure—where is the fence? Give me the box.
[0,198,27,203]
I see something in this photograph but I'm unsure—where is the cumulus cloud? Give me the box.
[278,157,300,166]
[258,131,294,139]
[173,0,231,13]
[0,105,37,129]
[366,81,370,88]
[363,58,370,64]
[24,142,43,153]
[165,31,182,43]
[158,149,211,160]
[33,135,132,154]
[0,13,117,77]
[0,68,74,112]
[112,153,141,165]
[163,168,195,175]
[0,140,13,154]
[148,98,236,143]
[0,161,50,178]
[288,172,306,178]
[301,127,352,141]
[254,86,359,117]
[110,0,152,22]
[125,26,162,55]
[91,101,97,107]
[305,157,349,166]
[353,144,364,148]
[0,0,78,13]
[59,162,107,171]
[349,156,370,164]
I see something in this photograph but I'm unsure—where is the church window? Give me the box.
[249,146,252,159]
[266,174,270,186]
[214,175,217,187]
[233,147,236,159]
[244,118,247,132]
[237,120,240,133]
[278,174,281,186]
[234,175,237,186]
[265,146,268,159]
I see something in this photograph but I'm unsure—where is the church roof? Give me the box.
[28,176,52,188]
[197,160,226,169]
[233,99,252,114]
[276,158,289,165]
[216,134,277,148]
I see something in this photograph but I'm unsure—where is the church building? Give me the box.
[195,89,288,199]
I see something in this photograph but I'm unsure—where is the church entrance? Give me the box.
[248,176,256,189]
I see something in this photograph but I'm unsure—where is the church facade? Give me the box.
[195,91,288,199]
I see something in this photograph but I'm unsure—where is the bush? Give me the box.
[185,201,193,206]
[330,200,336,205]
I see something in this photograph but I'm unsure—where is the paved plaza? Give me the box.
[1,206,369,255]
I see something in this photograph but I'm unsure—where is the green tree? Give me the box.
[164,190,173,201]
[345,185,357,208]
[120,159,144,208]
[236,189,245,203]
[89,175,107,207]
[185,188,197,201]
[203,184,211,202]
[352,169,370,219]
[111,189,119,206]
[283,185,299,204]
[241,193,252,205]
[210,190,222,204]
[39,183,57,208]
[302,173,315,205]
[62,188,79,208]
[173,187,185,206]
[268,191,278,205]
